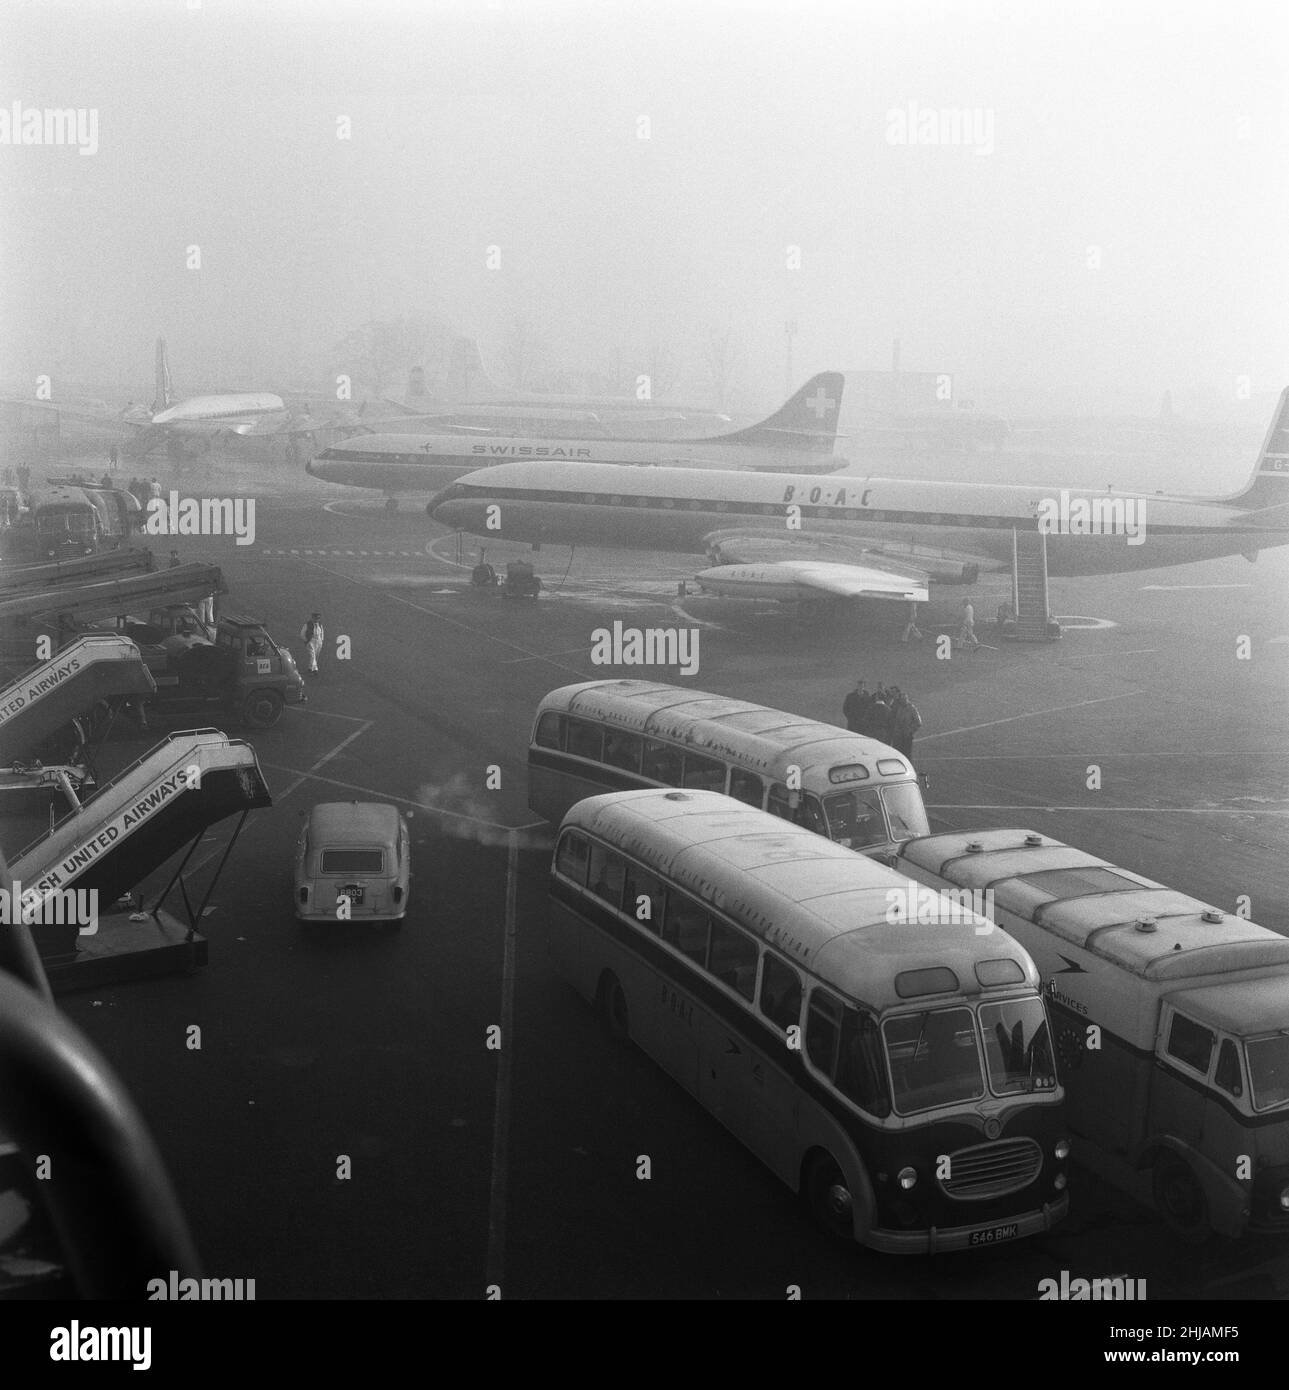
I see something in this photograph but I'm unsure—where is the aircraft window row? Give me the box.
[555,831,810,1021]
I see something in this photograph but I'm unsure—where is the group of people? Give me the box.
[842,680,923,759]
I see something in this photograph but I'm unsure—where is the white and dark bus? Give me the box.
[549,789,1070,1253]
[530,680,930,860]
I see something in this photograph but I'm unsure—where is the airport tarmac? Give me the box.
[30,479,1289,1300]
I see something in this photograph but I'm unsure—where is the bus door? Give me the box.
[698,916,759,1139]
[745,953,804,1183]
[1153,1004,1214,1157]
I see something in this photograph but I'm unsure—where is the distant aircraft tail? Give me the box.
[154,338,174,412]
[445,336,492,400]
[1225,386,1289,516]
[704,372,845,454]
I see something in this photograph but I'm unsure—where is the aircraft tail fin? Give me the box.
[154,338,174,412]
[446,336,494,400]
[1226,386,1289,515]
[705,372,845,453]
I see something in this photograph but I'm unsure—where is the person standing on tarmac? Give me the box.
[300,612,325,673]
[842,679,869,733]
[889,688,923,761]
[868,687,893,746]
[957,598,980,651]
[901,600,923,643]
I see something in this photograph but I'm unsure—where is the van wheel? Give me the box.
[242,689,284,729]
[1152,1153,1211,1243]
[598,973,630,1044]
[804,1154,855,1241]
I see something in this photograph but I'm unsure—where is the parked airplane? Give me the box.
[6,340,359,458]
[307,372,847,504]
[426,386,1289,603]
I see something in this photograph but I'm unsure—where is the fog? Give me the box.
[2,0,1286,418]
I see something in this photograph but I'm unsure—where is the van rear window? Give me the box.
[321,849,384,874]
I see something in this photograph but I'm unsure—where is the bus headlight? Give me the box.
[1054,1139,1070,1161]
[897,1166,918,1191]
[1054,1173,1067,1191]
[1278,1185,1289,1211]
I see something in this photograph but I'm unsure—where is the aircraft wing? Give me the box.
[694,558,928,603]
[697,526,1002,591]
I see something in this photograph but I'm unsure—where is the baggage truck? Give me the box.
[895,827,1289,1241]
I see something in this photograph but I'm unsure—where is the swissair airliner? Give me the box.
[306,373,848,500]
[427,387,1289,602]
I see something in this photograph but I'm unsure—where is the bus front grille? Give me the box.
[938,1138,1042,1201]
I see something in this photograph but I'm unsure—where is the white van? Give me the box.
[294,801,410,924]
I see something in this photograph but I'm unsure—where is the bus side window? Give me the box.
[555,831,590,886]
[587,844,627,910]
[708,919,757,1001]
[759,953,802,1031]
[1167,1012,1214,1075]
[681,751,725,792]
[565,718,603,761]
[1215,1038,1243,1098]
[602,731,642,773]
[662,894,709,966]
[534,712,563,750]
[622,863,665,933]
[766,785,794,821]
[805,989,842,1075]
[642,739,683,783]
[800,796,826,836]
[729,767,764,808]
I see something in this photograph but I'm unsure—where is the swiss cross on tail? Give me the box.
[708,371,846,455]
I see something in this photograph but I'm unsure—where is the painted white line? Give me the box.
[292,555,590,678]
[285,705,371,724]
[261,762,546,832]
[275,718,375,800]
[671,601,724,630]
[1056,648,1159,660]
[500,645,593,664]
[1140,583,1252,590]
[486,832,520,1293]
[918,692,1139,742]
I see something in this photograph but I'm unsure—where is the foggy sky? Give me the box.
[2,0,1286,415]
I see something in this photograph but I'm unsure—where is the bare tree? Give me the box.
[705,327,739,412]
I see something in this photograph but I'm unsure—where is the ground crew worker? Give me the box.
[198,591,216,626]
[149,476,162,500]
[868,688,893,745]
[168,549,180,569]
[889,688,923,760]
[300,612,324,673]
[957,599,980,650]
[109,444,119,471]
[842,679,868,733]
[902,600,923,643]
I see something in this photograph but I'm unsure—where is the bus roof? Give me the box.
[561,790,1038,1011]
[306,801,401,842]
[900,828,1289,984]
[539,680,912,784]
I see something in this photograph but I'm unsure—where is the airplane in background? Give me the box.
[5,339,363,459]
[426,386,1289,606]
[307,372,848,505]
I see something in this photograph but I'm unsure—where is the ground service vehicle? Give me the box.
[1,484,138,563]
[99,609,305,729]
[550,789,1069,1252]
[294,801,410,924]
[895,827,1289,1240]
[530,680,930,859]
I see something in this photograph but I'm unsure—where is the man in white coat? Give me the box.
[300,612,324,673]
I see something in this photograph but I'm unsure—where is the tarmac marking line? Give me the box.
[928,804,1289,815]
[919,692,1139,742]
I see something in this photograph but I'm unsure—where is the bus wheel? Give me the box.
[242,689,284,729]
[804,1154,855,1241]
[598,973,630,1044]
[1152,1153,1211,1243]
